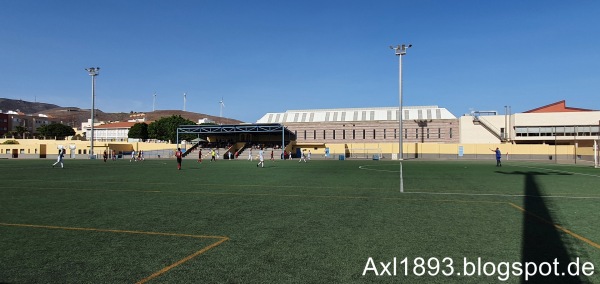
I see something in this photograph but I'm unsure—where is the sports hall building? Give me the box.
[255,100,600,161]
[256,105,459,158]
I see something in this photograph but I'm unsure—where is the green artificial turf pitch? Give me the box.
[1,158,599,283]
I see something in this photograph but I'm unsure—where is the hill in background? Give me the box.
[0,98,59,113]
[0,98,244,128]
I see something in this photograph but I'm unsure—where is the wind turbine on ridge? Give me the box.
[219,97,225,118]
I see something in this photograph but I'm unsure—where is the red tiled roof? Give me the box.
[524,100,595,113]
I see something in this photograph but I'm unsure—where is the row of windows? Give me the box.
[93,130,129,134]
[294,128,454,140]
[269,109,445,123]
[515,126,600,137]
[4,148,94,155]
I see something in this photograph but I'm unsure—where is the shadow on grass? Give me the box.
[497,170,584,284]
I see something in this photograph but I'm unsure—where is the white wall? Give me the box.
[459,116,501,143]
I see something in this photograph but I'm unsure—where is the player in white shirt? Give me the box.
[299,150,307,163]
[257,148,264,168]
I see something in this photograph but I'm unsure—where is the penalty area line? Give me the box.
[508,203,600,250]
[0,222,229,283]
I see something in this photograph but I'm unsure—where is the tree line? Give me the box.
[25,115,198,143]
[128,115,197,143]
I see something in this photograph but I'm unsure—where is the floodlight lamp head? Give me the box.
[86,67,100,76]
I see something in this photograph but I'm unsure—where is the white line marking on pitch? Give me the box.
[358,165,399,173]
[511,165,600,178]
[403,191,600,199]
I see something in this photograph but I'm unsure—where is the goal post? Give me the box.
[348,148,383,159]
[595,140,599,168]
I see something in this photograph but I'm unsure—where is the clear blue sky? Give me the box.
[1,1,599,122]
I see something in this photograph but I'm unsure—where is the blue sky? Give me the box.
[1,1,599,122]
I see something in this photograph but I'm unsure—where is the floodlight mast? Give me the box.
[85,67,100,159]
[391,44,411,160]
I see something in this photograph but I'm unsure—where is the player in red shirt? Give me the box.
[175,148,183,170]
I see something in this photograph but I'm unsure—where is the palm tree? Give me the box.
[15,126,27,139]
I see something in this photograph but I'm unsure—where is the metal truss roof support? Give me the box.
[176,123,295,148]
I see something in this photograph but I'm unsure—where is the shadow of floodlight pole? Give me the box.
[498,170,584,284]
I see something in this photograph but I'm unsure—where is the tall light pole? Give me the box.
[504,105,508,141]
[85,67,100,159]
[391,44,411,160]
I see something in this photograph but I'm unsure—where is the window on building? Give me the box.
[515,127,527,137]
[415,129,419,139]
[394,129,397,139]
[427,128,430,139]
[304,130,306,139]
[404,129,407,139]
[540,127,553,137]
[565,127,577,136]
[579,126,591,136]
[383,129,386,139]
[313,130,316,140]
[528,127,540,137]
[352,129,355,140]
[362,129,366,139]
[333,130,336,139]
[373,129,376,139]
[438,128,441,139]
[450,128,453,139]
[323,130,326,139]
[343,129,346,139]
